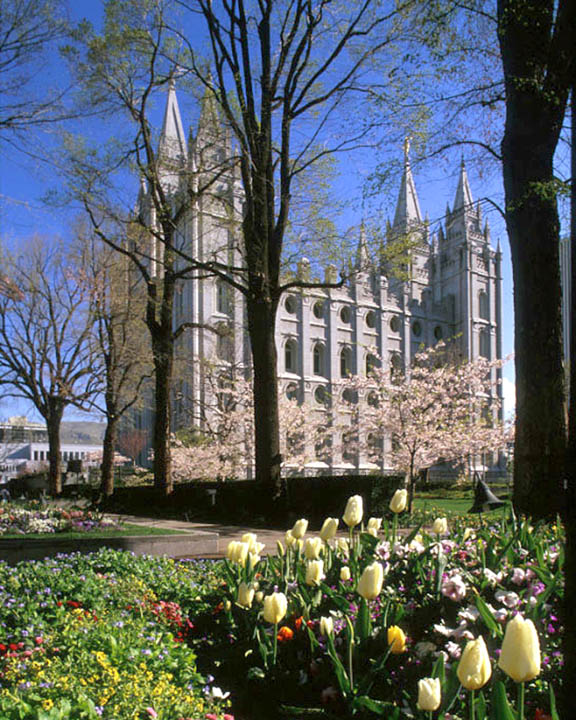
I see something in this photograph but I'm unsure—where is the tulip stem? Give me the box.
[272,622,278,668]
[517,682,525,720]
[469,690,475,720]
[391,513,398,548]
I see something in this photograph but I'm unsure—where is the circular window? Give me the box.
[313,300,325,319]
[314,385,328,405]
[367,391,379,408]
[366,310,376,329]
[342,388,357,404]
[285,296,296,314]
[434,325,443,341]
[286,382,299,401]
[389,315,400,332]
[412,320,422,337]
[340,306,351,324]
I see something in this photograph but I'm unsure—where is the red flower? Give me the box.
[66,600,82,609]
[534,710,552,720]
[294,616,304,631]
[277,626,294,643]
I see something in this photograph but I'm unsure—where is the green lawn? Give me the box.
[0,523,186,540]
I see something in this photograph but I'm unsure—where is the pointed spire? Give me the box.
[453,156,474,212]
[159,79,187,162]
[355,221,371,269]
[393,137,422,231]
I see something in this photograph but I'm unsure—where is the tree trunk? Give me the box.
[46,401,64,496]
[246,295,283,503]
[498,0,569,518]
[100,414,118,497]
[152,334,173,494]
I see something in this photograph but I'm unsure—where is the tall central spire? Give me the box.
[393,136,422,231]
[453,156,474,212]
[159,78,187,162]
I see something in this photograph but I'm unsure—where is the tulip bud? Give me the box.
[241,532,258,552]
[340,566,351,582]
[367,517,382,532]
[247,552,260,569]
[226,540,250,566]
[417,677,441,711]
[336,538,350,557]
[320,616,334,637]
[432,517,448,535]
[389,488,408,514]
[255,591,264,603]
[320,517,339,542]
[237,582,255,609]
[285,530,297,547]
[262,592,288,624]
[387,625,407,654]
[305,559,325,587]
[304,537,323,560]
[276,540,285,557]
[357,562,384,600]
[223,599,231,612]
[343,495,363,527]
[498,614,541,683]
[291,518,309,539]
[457,635,492,690]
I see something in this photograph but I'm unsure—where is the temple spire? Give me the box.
[355,220,371,269]
[453,156,474,212]
[393,136,422,231]
[159,78,187,162]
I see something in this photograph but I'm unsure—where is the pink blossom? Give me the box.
[145,710,158,719]
[510,567,526,585]
[495,590,520,608]
[441,573,467,602]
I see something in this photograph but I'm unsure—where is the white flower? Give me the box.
[495,590,520,609]
[482,568,502,586]
[445,641,462,659]
[458,606,480,623]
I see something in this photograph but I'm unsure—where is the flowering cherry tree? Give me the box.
[338,342,508,510]
[171,374,328,482]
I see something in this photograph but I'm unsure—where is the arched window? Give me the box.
[342,431,356,463]
[285,338,298,372]
[216,322,234,362]
[340,346,353,377]
[340,306,351,324]
[285,295,297,314]
[313,343,326,376]
[366,352,379,376]
[313,300,325,319]
[390,352,403,382]
[216,280,231,314]
[479,328,490,358]
[479,290,489,320]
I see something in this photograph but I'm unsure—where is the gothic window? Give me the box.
[313,300,325,319]
[366,352,379,376]
[216,280,230,315]
[216,322,234,362]
[479,290,489,320]
[285,295,297,314]
[434,325,443,341]
[340,346,353,377]
[313,343,326,376]
[479,328,490,358]
[340,305,351,324]
[285,338,298,373]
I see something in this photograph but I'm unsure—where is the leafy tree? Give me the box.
[0,238,100,494]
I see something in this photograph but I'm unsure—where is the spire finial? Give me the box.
[403,136,411,164]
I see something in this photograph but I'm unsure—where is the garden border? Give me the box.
[0,528,219,564]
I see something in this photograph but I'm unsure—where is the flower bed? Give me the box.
[195,497,563,719]
[0,502,118,536]
[0,550,232,719]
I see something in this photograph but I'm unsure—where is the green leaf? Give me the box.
[489,681,516,720]
[549,683,560,720]
[475,593,503,637]
[355,597,371,642]
[246,666,266,680]
[351,695,400,716]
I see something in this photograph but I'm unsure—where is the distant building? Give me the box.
[0,417,103,484]
[132,86,504,479]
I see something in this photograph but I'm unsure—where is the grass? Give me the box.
[413,486,511,516]
[0,523,187,540]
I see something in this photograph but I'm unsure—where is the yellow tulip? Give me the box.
[498,615,541,683]
[262,592,288,624]
[304,537,323,560]
[432,517,448,535]
[255,591,264,603]
[319,517,339,542]
[343,494,363,527]
[320,616,334,636]
[241,532,258,552]
[387,625,407,654]
[367,517,382,532]
[285,530,297,547]
[457,636,492,690]
[237,582,255,609]
[357,562,384,600]
[417,677,441,711]
[226,540,249,566]
[389,488,408,514]
[340,566,351,582]
[291,518,309,539]
[305,559,325,586]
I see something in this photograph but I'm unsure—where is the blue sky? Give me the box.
[0,0,529,422]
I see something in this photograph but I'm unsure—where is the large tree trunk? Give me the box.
[152,333,173,494]
[46,400,64,496]
[246,295,283,503]
[498,0,569,519]
[100,413,118,497]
